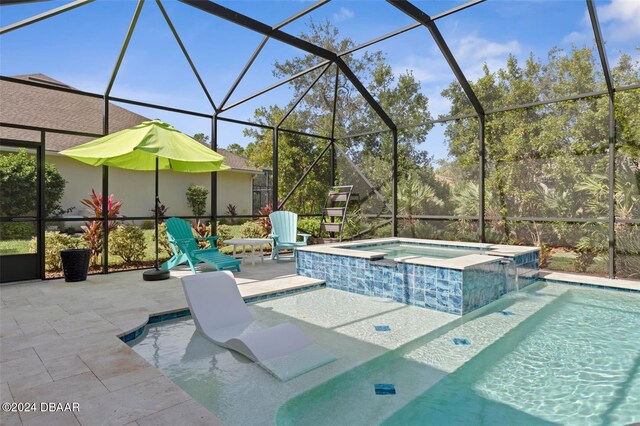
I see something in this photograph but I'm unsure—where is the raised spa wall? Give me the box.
[296,239,540,315]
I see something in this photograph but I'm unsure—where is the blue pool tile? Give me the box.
[500,310,515,316]
[453,337,470,346]
[436,279,449,291]
[374,384,396,395]
[374,325,391,332]
[437,268,448,281]
[449,270,462,283]
[425,267,436,281]
[449,294,462,310]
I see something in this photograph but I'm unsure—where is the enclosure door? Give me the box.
[0,141,42,283]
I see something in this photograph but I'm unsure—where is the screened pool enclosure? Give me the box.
[0,0,638,282]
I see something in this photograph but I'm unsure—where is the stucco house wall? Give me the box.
[49,154,254,218]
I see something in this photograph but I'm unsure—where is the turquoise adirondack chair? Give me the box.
[269,211,310,262]
[161,217,241,273]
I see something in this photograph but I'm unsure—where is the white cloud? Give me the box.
[454,35,521,62]
[564,0,640,46]
[561,31,591,46]
[392,33,520,89]
[392,54,453,83]
[332,7,354,23]
[598,0,640,41]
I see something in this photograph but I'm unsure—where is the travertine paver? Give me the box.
[0,260,313,425]
[135,400,223,426]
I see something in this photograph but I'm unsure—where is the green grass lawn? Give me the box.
[0,239,31,255]
[546,251,608,275]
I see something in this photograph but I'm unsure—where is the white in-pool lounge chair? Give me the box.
[181,271,335,381]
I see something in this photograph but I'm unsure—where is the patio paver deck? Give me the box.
[0,259,318,426]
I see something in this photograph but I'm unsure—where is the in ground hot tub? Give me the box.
[296,238,540,315]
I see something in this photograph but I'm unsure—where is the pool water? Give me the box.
[278,287,640,425]
[129,283,639,425]
[349,243,487,259]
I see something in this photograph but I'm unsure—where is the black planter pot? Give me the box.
[60,249,91,282]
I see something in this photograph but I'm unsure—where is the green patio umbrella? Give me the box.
[60,120,230,281]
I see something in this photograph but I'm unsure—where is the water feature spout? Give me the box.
[500,258,519,293]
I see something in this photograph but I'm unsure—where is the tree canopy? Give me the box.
[241,21,639,277]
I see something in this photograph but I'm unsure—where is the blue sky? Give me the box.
[1,0,638,163]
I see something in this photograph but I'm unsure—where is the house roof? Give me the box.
[215,148,260,173]
[0,74,259,173]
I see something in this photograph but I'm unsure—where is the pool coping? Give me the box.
[297,237,540,270]
[539,271,640,293]
[119,281,327,343]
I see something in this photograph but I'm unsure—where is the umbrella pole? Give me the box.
[154,157,159,270]
[143,157,169,281]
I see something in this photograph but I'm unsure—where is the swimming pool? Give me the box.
[277,285,640,425]
[348,243,488,259]
[128,281,640,425]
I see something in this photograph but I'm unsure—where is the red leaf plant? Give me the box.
[256,203,273,235]
[80,189,123,265]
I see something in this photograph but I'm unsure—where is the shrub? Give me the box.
[155,222,173,257]
[216,223,234,247]
[29,231,84,272]
[0,222,34,240]
[186,184,208,217]
[141,220,155,230]
[240,221,266,238]
[0,149,70,217]
[297,218,320,243]
[109,225,146,263]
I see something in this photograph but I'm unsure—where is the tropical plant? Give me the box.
[576,164,640,275]
[226,203,238,224]
[574,237,598,273]
[255,203,273,235]
[109,225,146,263]
[150,199,169,223]
[186,184,208,217]
[390,173,444,238]
[80,189,123,265]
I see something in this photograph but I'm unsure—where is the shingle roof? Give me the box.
[0,74,259,173]
[216,148,260,173]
